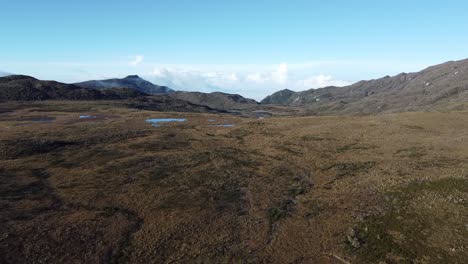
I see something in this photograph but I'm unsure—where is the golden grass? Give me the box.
[0,101,467,263]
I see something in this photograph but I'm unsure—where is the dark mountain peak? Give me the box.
[74,75,174,94]
[124,75,141,79]
[260,88,297,104]
[169,91,258,110]
[279,88,294,93]
[2,75,37,81]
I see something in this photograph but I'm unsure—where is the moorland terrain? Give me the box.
[0,100,467,263]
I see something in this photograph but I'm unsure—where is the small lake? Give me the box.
[146,118,186,127]
[79,115,97,119]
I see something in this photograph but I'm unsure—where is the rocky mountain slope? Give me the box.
[0,75,147,100]
[169,91,258,110]
[261,89,296,105]
[262,59,468,114]
[74,75,174,94]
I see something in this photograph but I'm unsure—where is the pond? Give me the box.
[145,118,186,127]
[79,115,97,119]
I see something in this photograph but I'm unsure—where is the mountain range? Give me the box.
[74,75,174,94]
[1,58,468,114]
[0,75,257,114]
[261,58,468,114]
[169,91,258,110]
[73,75,259,109]
[0,75,146,101]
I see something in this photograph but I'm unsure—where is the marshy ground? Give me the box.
[0,101,467,263]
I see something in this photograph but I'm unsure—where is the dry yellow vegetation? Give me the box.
[0,101,467,263]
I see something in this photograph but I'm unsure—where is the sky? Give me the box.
[1,0,467,100]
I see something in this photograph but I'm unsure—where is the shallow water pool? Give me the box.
[79,115,96,119]
[145,118,186,127]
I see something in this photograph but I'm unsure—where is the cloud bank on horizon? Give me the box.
[149,62,352,100]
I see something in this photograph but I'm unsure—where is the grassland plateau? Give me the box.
[0,100,466,263]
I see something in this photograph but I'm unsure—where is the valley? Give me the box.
[3,1,468,263]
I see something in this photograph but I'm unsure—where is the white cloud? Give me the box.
[130,55,144,66]
[228,73,238,81]
[150,68,226,93]
[147,63,352,100]
[247,73,266,83]
[271,62,288,84]
[152,68,164,77]
[297,74,351,88]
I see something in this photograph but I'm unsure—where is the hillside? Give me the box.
[169,91,258,110]
[262,59,468,114]
[261,89,296,105]
[126,95,228,113]
[0,75,147,100]
[74,75,174,94]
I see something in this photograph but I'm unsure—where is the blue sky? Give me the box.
[1,0,467,99]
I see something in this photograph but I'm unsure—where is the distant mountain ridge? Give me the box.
[74,75,174,94]
[261,58,468,114]
[0,75,255,113]
[169,91,258,110]
[0,75,147,101]
[74,75,260,109]
[4,58,468,114]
